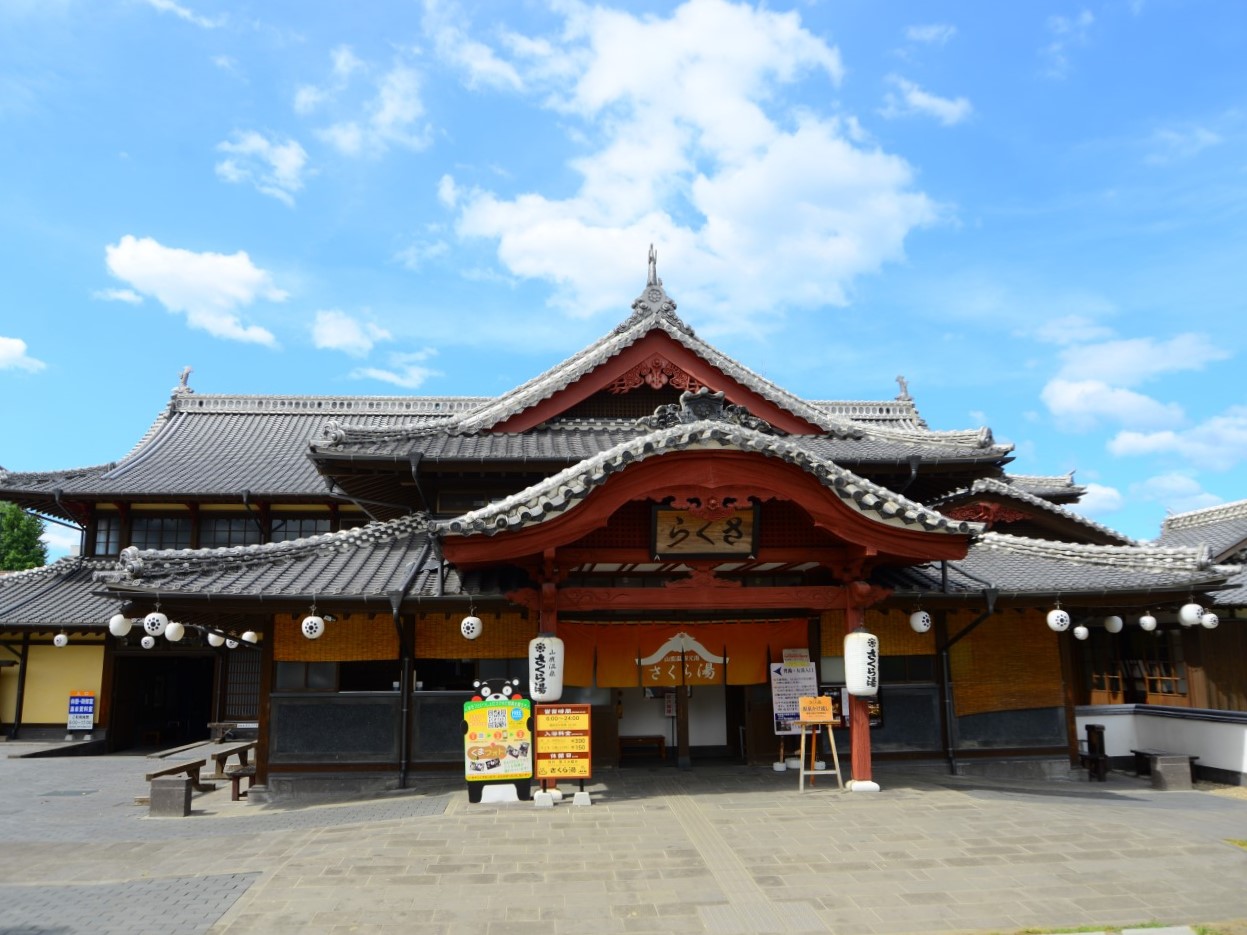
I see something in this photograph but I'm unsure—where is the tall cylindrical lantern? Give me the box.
[844,630,880,697]
[528,633,565,703]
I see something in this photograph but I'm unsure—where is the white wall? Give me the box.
[1077,706,1247,776]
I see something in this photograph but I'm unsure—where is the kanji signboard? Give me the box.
[534,704,592,781]
[652,506,757,558]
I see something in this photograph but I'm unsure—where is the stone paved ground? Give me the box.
[2,742,1246,935]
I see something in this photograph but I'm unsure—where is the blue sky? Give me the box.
[2,0,1244,559]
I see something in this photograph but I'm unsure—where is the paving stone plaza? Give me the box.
[2,743,1246,935]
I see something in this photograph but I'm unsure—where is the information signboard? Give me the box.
[463,697,532,782]
[66,691,95,732]
[534,704,592,781]
[770,658,819,735]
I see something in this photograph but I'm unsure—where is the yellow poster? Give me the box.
[463,698,532,781]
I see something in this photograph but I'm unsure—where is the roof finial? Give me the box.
[174,366,194,395]
[647,244,658,286]
[895,374,910,400]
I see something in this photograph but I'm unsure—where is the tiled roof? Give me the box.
[0,392,486,500]
[884,532,1229,599]
[1156,499,1247,560]
[1211,566,1247,607]
[1004,472,1085,500]
[930,478,1135,545]
[101,515,443,601]
[435,418,982,539]
[0,557,121,627]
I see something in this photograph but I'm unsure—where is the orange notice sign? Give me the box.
[535,704,592,781]
[798,695,834,724]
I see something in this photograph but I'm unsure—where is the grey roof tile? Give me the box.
[0,557,121,627]
[930,477,1135,545]
[1156,499,1247,560]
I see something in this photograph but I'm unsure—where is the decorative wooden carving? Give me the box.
[665,566,741,589]
[608,354,704,395]
[944,502,1030,528]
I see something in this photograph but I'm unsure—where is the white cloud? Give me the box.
[1132,472,1224,516]
[1029,314,1115,347]
[1042,10,1093,78]
[92,287,143,304]
[215,131,309,206]
[422,0,523,90]
[312,310,391,357]
[905,24,956,45]
[142,0,222,29]
[104,235,285,346]
[1146,125,1222,165]
[437,174,459,208]
[451,0,936,328]
[317,63,431,157]
[395,239,449,270]
[0,336,46,373]
[1040,379,1184,433]
[351,349,440,389]
[1109,405,1247,471]
[41,523,80,558]
[1067,482,1124,517]
[881,75,972,126]
[1053,333,1229,388]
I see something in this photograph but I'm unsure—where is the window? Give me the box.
[131,515,191,550]
[201,516,262,548]
[93,515,121,556]
[271,516,331,542]
[879,655,936,683]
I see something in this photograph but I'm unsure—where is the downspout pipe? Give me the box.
[937,587,998,775]
[241,490,266,540]
[388,538,433,790]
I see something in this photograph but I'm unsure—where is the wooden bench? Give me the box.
[208,740,257,780]
[1131,748,1199,781]
[144,758,215,793]
[619,735,665,760]
[226,764,257,801]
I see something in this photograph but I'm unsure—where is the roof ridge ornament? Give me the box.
[173,366,194,396]
[614,245,694,337]
[637,386,777,434]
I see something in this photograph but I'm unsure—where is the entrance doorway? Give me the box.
[110,654,215,752]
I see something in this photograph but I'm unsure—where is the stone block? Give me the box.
[149,776,191,817]
[1149,755,1193,791]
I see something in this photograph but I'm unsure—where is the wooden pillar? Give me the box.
[844,601,873,782]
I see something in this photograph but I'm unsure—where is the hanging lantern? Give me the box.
[164,621,185,642]
[143,611,168,637]
[460,615,483,640]
[1046,608,1071,632]
[1201,612,1219,630]
[528,633,565,703]
[225,637,239,649]
[141,635,157,650]
[207,632,226,647]
[1073,625,1090,641]
[844,630,880,697]
[301,615,325,639]
[1103,615,1123,634]
[53,633,69,648]
[1139,613,1157,632]
[108,614,133,637]
[241,630,258,644]
[1178,603,1204,627]
[909,610,932,633]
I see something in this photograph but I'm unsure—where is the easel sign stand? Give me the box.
[795,696,843,792]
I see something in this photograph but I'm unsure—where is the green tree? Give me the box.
[0,501,48,570]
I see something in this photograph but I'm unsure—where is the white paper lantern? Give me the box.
[1178,603,1204,627]
[241,630,258,644]
[53,633,69,648]
[143,611,169,636]
[1046,609,1071,632]
[1139,614,1158,632]
[207,632,226,647]
[909,610,932,633]
[844,630,880,697]
[164,621,185,642]
[141,635,157,649]
[301,615,325,639]
[460,615,483,640]
[225,637,239,649]
[108,614,133,637]
[1103,615,1123,634]
[1201,612,1219,630]
[528,634,565,703]
[1073,625,1090,641]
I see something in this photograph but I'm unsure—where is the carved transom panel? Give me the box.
[943,502,1030,528]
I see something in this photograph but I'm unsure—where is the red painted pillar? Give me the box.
[845,600,873,783]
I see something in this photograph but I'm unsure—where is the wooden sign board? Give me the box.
[534,704,592,781]
[798,695,834,724]
[652,506,757,558]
